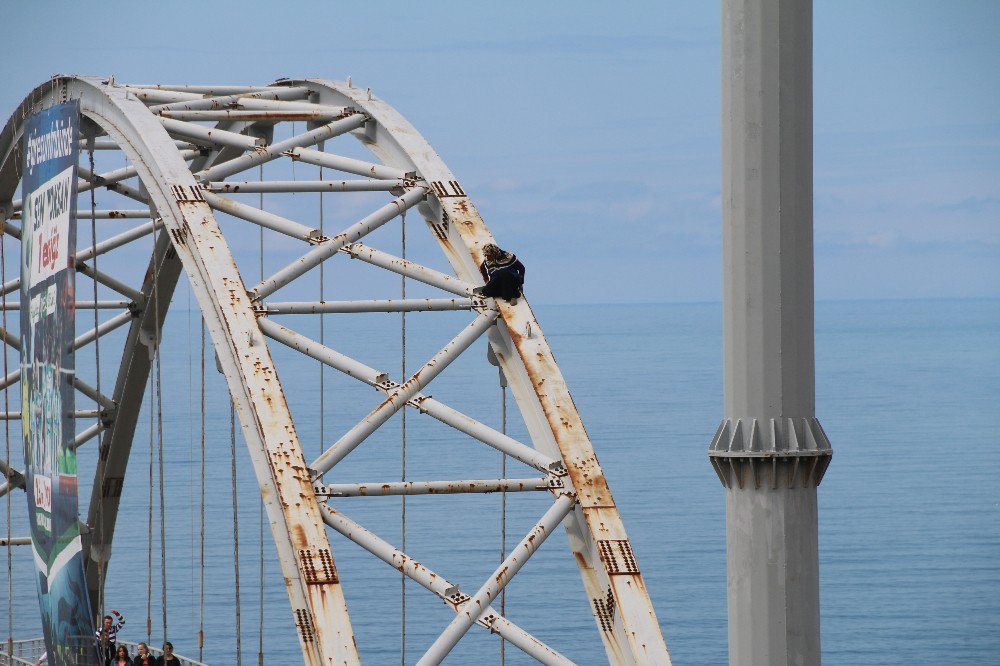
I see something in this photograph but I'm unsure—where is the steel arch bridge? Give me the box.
[0,76,671,665]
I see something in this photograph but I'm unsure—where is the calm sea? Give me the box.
[1,298,997,665]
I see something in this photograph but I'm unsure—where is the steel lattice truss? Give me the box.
[0,76,671,665]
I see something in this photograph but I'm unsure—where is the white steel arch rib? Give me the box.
[0,76,672,665]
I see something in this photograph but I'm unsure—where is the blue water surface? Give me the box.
[1,298,997,665]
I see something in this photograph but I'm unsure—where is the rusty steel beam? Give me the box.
[1,75,674,663]
[159,109,344,122]
[205,178,413,194]
[263,298,475,314]
[147,85,313,113]
[0,77,361,664]
[315,477,553,497]
[294,78,673,664]
[72,209,151,219]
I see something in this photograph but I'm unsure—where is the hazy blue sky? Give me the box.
[2,1,997,303]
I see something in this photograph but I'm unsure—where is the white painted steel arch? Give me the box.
[0,76,671,665]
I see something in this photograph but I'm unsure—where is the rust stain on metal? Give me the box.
[598,539,640,575]
[592,587,617,632]
[294,608,316,644]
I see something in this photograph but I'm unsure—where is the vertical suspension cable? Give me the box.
[188,265,195,622]
[3,186,12,657]
[147,341,153,642]
[145,214,154,642]
[198,317,206,662]
[400,209,407,665]
[257,163,265,666]
[318,147,325,458]
[153,224,167,642]
[231,402,242,666]
[90,140,106,622]
[499,381,508,665]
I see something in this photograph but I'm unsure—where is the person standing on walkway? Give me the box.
[157,642,180,666]
[95,609,126,666]
[132,643,154,666]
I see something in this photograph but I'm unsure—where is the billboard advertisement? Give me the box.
[20,100,94,664]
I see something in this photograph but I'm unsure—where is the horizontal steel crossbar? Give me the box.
[0,300,131,311]
[131,84,292,95]
[74,139,196,151]
[147,85,313,113]
[263,298,474,314]
[74,210,151,219]
[0,410,102,420]
[159,109,345,122]
[206,179,413,194]
[316,477,553,497]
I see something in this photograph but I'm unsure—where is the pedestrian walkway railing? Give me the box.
[0,638,44,665]
[0,639,207,666]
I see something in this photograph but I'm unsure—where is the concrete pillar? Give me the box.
[710,1,833,664]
